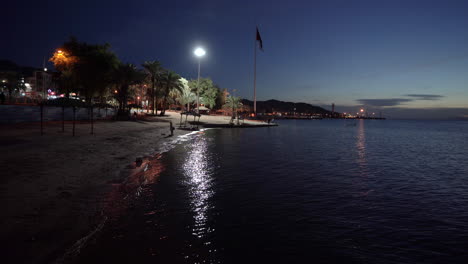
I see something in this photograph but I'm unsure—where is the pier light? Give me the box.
[360,109,364,113]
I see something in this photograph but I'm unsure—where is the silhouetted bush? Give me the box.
[93,102,114,108]
[43,98,87,107]
[127,103,142,109]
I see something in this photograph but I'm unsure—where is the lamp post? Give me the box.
[43,67,48,101]
[194,47,206,113]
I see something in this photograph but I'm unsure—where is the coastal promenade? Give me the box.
[0,111,275,263]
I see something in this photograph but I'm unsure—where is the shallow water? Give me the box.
[77,119,468,263]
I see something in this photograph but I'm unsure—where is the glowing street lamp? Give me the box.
[194,47,206,113]
[194,47,206,57]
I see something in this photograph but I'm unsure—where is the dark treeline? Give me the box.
[48,37,232,116]
[1,37,233,117]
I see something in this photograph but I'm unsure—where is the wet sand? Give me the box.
[0,111,273,263]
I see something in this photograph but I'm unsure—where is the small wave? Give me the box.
[54,217,107,264]
[54,128,214,263]
[156,128,215,155]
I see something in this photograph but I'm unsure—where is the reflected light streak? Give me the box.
[183,136,214,239]
[355,119,372,196]
[356,119,366,168]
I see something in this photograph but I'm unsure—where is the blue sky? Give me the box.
[2,0,468,118]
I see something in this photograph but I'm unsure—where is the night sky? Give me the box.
[2,0,468,119]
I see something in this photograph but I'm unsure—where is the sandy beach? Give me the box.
[0,111,274,263]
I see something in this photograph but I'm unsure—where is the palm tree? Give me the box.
[177,83,196,112]
[159,71,183,116]
[168,88,181,109]
[111,63,145,116]
[223,95,243,125]
[142,61,164,115]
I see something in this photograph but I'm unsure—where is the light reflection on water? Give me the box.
[76,120,468,264]
[355,120,372,197]
[356,119,367,169]
[182,134,215,239]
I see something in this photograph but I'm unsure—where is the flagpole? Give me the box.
[253,29,257,115]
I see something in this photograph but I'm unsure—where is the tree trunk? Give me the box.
[154,90,158,115]
[152,85,155,115]
[151,78,156,115]
[160,95,167,116]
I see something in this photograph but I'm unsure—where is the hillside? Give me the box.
[241,99,331,115]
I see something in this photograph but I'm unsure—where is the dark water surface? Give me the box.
[77,120,468,263]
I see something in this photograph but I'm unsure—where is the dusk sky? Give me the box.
[2,0,468,119]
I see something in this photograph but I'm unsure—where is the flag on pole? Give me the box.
[256,27,263,51]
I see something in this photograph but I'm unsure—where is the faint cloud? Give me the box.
[405,94,445,100]
[356,98,413,107]
[381,107,468,120]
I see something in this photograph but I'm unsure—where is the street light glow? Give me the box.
[194,47,206,57]
[360,109,364,112]
[194,47,206,113]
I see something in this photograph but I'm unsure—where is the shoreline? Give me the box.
[0,111,274,263]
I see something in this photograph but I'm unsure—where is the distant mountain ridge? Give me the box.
[241,99,331,114]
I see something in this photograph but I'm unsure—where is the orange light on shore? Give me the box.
[360,109,364,112]
[58,50,63,54]
[137,96,140,100]
[114,90,118,94]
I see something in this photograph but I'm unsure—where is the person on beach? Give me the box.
[170,121,175,136]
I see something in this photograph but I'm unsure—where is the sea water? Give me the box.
[77,119,468,264]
